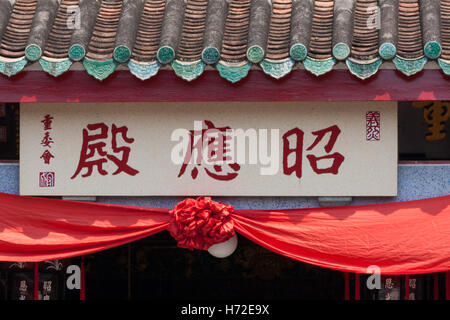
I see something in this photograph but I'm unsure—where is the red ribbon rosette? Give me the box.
[168,197,235,250]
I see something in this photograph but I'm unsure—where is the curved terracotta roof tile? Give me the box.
[220,0,251,63]
[177,0,208,62]
[308,0,334,60]
[0,0,446,80]
[397,0,423,59]
[0,0,36,59]
[131,0,166,62]
[86,0,123,61]
[351,0,379,61]
[44,0,80,59]
[266,0,292,61]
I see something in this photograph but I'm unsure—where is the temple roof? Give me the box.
[0,0,448,82]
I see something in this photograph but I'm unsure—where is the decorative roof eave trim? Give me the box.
[216,61,252,83]
[68,44,87,62]
[113,45,132,64]
[247,45,265,64]
[202,46,220,65]
[201,0,227,65]
[39,57,72,77]
[379,42,397,60]
[260,58,295,79]
[82,57,118,81]
[420,0,441,60]
[424,41,442,60]
[128,59,160,81]
[2,58,450,81]
[0,57,27,77]
[303,57,336,76]
[393,56,428,76]
[290,0,312,62]
[289,43,307,61]
[346,57,382,80]
[438,58,450,76]
[332,43,350,61]
[171,60,206,81]
[331,0,355,61]
[113,0,146,64]
[25,0,60,62]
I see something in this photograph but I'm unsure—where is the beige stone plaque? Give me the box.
[20,101,397,196]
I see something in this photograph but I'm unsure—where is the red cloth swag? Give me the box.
[0,192,449,274]
[168,197,234,250]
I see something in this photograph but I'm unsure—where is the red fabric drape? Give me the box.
[0,192,170,261]
[0,192,449,274]
[232,195,450,274]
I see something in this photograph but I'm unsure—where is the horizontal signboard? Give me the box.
[20,101,397,196]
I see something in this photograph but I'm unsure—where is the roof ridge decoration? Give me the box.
[0,0,447,81]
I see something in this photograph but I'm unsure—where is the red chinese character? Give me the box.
[41,114,54,130]
[71,123,139,179]
[106,124,139,176]
[282,128,304,179]
[366,111,380,141]
[40,132,54,148]
[282,125,345,179]
[306,125,344,175]
[178,120,240,181]
[40,150,54,164]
